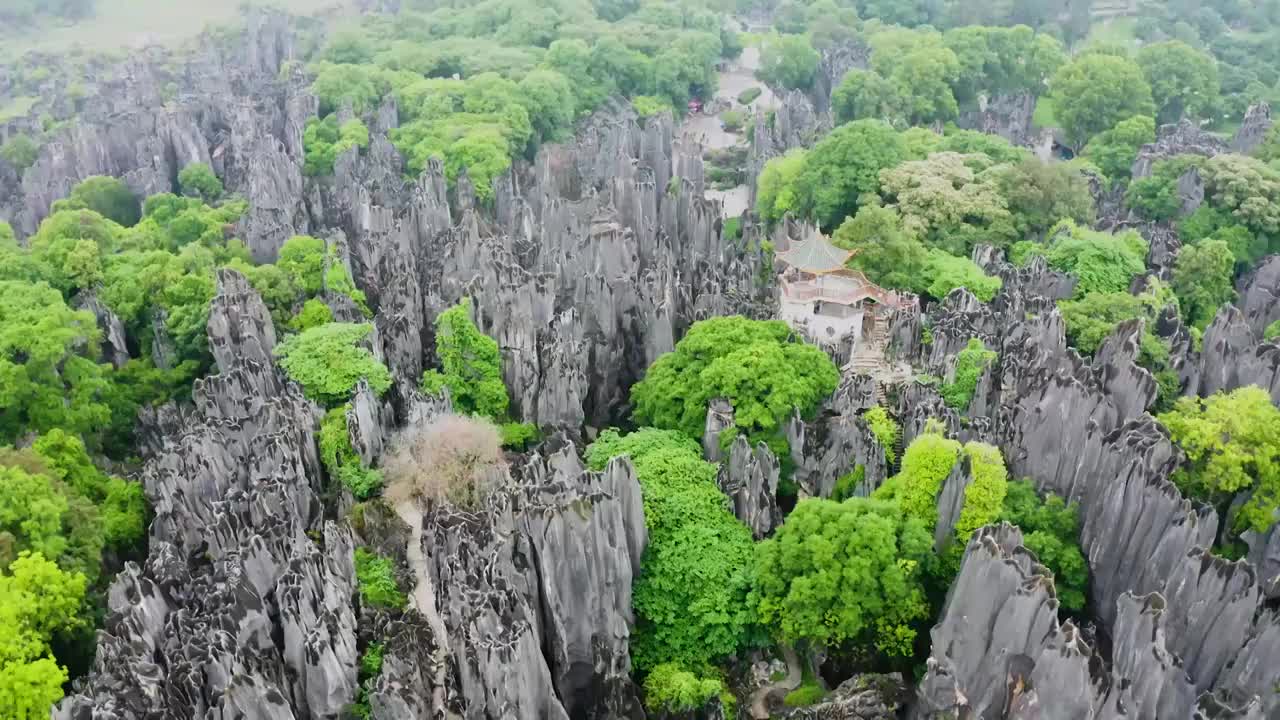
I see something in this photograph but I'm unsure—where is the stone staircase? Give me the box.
[843,323,913,398]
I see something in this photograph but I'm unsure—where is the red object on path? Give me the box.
[688,98,703,114]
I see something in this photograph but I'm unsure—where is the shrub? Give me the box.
[737,86,762,105]
[1266,319,1280,341]
[631,317,838,445]
[381,414,505,509]
[354,548,405,609]
[751,497,931,656]
[273,322,392,406]
[291,298,334,332]
[421,299,509,419]
[941,339,996,411]
[587,429,755,672]
[498,421,539,450]
[874,430,961,529]
[1044,220,1148,296]
[643,663,722,713]
[720,109,747,132]
[319,406,383,500]
[863,406,899,464]
[634,95,673,118]
[0,134,38,174]
[177,162,223,201]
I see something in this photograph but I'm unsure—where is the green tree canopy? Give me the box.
[756,149,808,225]
[1136,41,1220,124]
[994,159,1096,240]
[273,322,392,406]
[1158,387,1280,534]
[631,317,839,444]
[1083,115,1156,185]
[177,163,223,202]
[420,299,510,419]
[940,338,998,411]
[750,497,932,656]
[924,251,1002,303]
[0,135,38,175]
[0,552,87,720]
[1051,54,1156,148]
[832,69,907,127]
[587,429,755,671]
[793,120,907,230]
[1171,239,1236,330]
[758,34,820,90]
[54,176,141,227]
[0,281,111,445]
[1044,221,1149,296]
[831,202,929,294]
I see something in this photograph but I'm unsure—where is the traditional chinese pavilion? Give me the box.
[776,227,910,344]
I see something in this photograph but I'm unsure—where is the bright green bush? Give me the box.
[863,406,900,465]
[319,406,383,499]
[291,299,334,332]
[1158,387,1280,534]
[304,116,372,177]
[0,551,87,719]
[633,95,674,118]
[954,442,1009,542]
[0,134,38,174]
[720,109,746,132]
[751,497,931,657]
[874,430,961,528]
[587,429,755,672]
[421,299,509,419]
[941,339,997,412]
[498,422,539,450]
[177,162,222,201]
[1044,220,1148,296]
[630,317,838,446]
[643,663,722,713]
[274,323,392,406]
[737,86,762,105]
[354,548,405,610]
[923,250,1002,302]
[1266,319,1280,341]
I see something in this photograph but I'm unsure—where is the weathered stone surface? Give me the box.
[77,291,130,369]
[1231,103,1273,154]
[780,674,905,719]
[1131,120,1228,179]
[956,92,1037,146]
[1237,255,1280,338]
[720,435,781,539]
[57,276,356,720]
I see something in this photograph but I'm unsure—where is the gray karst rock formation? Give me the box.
[15,7,1280,720]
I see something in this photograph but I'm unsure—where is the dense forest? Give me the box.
[0,0,1279,718]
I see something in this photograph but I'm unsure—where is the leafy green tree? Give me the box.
[924,251,1002,303]
[1083,115,1156,185]
[1051,54,1156,148]
[995,159,1096,240]
[54,176,141,227]
[1265,319,1280,341]
[793,120,906,230]
[631,317,838,444]
[941,338,997,410]
[1136,41,1220,123]
[0,281,111,445]
[873,430,961,531]
[953,442,1009,543]
[998,480,1088,612]
[643,663,722,713]
[758,34,820,90]
[756,149,808,225]
[832,203,929,294]
[1159,387,1280,534]
[420,299,510,419]
[177,162,223,201]
[1126,155,1201,222]
[27,209,122,296]
[518,69,577,142]
[587,429,755,671]
[879,152,1015,254]
[751,497,932,657]
[304,116,372,177]
[0,551,87,719]
[1044,221,1148,296]
[1199,153,1280,236]
[0,134,38,175]
[277,235,326,296]
[1171,239,1236,329]
[273,323,392,406]
[832,70,907,127]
